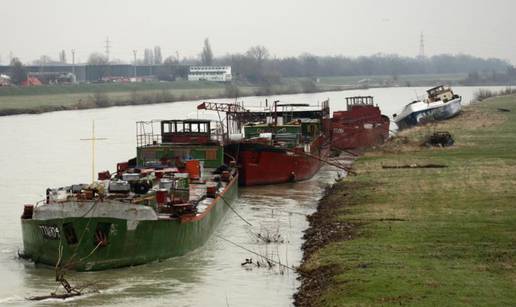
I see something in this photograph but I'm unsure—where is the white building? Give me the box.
[188,66,232,82]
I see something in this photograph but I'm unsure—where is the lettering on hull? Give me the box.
[39,224,60,240]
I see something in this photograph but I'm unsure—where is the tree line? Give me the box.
[4,38,513,85]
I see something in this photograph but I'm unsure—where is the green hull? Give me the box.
[21,176,238,271]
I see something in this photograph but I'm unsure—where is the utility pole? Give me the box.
[71,49,76,77]
[133,50,137,77]
[104,37,111,62]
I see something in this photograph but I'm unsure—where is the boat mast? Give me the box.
[80,121,107,183]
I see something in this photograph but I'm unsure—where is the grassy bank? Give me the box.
[0,78,348,116]
[296,96,516,306]
[0,73,470,116]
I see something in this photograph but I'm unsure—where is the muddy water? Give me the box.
[0,86,505,306]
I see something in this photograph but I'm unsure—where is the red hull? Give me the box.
[225,136,329,186]
[331,105,390,150]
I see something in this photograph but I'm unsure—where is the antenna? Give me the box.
[105,37,111,62]
[80,120,108,183]
[419,32,425,58]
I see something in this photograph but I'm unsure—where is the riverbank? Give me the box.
[0,79,344,116]
[0,73,473,117]
[296,96,516,306]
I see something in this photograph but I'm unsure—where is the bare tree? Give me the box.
[164,56,178,65]
[32,55,56,65]
[87,53,109,65]
[200,38,213,66]
[9,58,27,85]
[246,46,269,63]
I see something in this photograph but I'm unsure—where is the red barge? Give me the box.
[198,100,331,186]
[331,96,390,150]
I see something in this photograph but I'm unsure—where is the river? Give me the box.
[0,86,507,306]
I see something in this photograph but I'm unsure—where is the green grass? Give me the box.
[0,88,229,110]
[303,96,516,306]
[0,82,264,113]
[0,78,344,114]
[0,80,226,96]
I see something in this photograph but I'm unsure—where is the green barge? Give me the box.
[21,119,238,271]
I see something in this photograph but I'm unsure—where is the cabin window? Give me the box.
[163,122,170,133]
[63,223,78,245]
[191,123,199,133]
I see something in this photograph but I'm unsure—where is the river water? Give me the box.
[0,86,506,306]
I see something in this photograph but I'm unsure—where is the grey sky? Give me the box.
[2,0,515,64]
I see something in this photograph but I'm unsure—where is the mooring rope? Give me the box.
[48,199,101,299]
[218,193,253,227]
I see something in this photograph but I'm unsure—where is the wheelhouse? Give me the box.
[161,120,212,144]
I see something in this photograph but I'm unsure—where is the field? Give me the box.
[0,74,465,116]
[0,81,243,112]
[297,96,516,306]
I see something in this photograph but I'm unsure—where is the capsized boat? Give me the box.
[21,119,238,271]
[198,100,331,186]
[393,85,462,130]
[331,96,390,150]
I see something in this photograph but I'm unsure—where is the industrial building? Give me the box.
[187,66,232,82]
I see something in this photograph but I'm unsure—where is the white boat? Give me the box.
[394,85,462,130]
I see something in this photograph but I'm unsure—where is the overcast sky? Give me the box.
[1,0,515,64]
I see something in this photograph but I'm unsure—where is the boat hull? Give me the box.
[225,137,328,186]
[395,98,462,130]
[331,115,390,150]
[20,175,238,271]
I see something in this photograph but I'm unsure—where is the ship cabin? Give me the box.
[243,118,321,149]
[161,119,213,145]
[333,96,381,122]
[136,119,224,169]
[346,96,374,107]
[427,85,456,103]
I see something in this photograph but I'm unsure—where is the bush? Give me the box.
[92,91,111,107]
[473,87,516,102]
[224,83,241,98]
[300,79,318,93]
